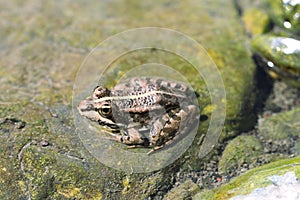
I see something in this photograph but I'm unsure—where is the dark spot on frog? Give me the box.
[156,79,162,85]
[175,83,182,89]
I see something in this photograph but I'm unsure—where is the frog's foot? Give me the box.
[103,128,147,146]
[101,129,125,142]
[127,143,150,149]
[147,141,177,155]
[103,130,133,144]
[147,145,164,155]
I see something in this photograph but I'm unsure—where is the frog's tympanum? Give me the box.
[78,77,199,153]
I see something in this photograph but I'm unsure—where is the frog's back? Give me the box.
[111,77,192,113]
[113,77,190,94]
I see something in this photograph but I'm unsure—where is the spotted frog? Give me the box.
[77,77,199,152]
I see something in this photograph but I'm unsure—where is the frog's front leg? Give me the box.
[105,128,148,146]
[149,105,198,153]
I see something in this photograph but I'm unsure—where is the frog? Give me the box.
[77,77,199,153]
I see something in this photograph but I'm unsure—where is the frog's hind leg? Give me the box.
[148,104,199,154]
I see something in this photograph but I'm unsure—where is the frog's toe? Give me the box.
[147,145,165,154]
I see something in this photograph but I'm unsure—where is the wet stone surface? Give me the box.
[240,0,300,88]
[194,156,300,200]
[190,1,300,199]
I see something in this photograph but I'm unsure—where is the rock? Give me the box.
[292,139,300,155]
[193,156,300,200]
[0,0,257,199]
[242,8,271,35]
[263,81,300,113]
[218,135,263,175]
[258,106,300,140]
[164,179,200,200]
[231,172,300,200]
[251,35,300,87]
[265,0,300,34]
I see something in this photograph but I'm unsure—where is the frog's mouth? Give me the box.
[97,119,120,131]
[77,100,98,121]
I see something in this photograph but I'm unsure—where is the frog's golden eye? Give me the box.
[99,104,112,116]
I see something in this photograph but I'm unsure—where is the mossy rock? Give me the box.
[194,156,300,200]
[218,135,263,175]
[164,179,200,200]
[0,0,257,199]
[258,106,300,140]
[242,8,271,35]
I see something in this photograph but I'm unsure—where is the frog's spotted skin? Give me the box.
[78,77,199,153]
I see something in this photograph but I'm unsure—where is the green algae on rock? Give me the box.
[0,103,111,199]
[164,179,200,200]
[0,0,258,199]
[244,0,300,88]
[252,35,300,87]
[258,106,300,140]
[193,155,300,200]
[265,0,300,34]
[230,171,300,200]
[218,135,263,175]
[19,144,106,199]
[242,8,271,35]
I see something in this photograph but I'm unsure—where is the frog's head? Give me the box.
[78,86,118,130]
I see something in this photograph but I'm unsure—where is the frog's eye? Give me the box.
[99,104,112,116]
